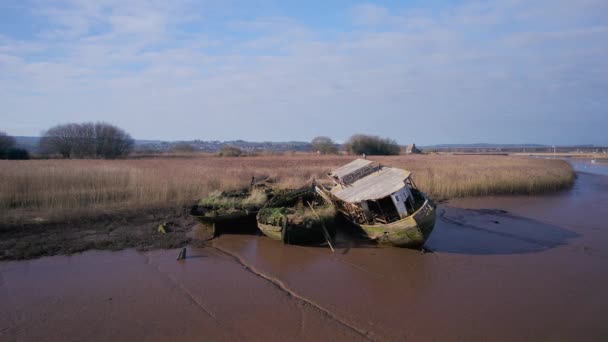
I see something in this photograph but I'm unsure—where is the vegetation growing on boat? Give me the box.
[257,207,290,226]
[258,187,334,224]
[198,188,267,210]
[257,204,335,227]
[191,186,271,223]
[256,186,337,244]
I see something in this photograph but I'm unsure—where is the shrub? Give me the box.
[345,134,400,155]
[218,146,243,157]
[6,148,30,160]
[311,136,339,154]
[0,131,16,159]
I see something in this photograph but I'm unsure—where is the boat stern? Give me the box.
[413,199,436,240]
[358,198,436,248]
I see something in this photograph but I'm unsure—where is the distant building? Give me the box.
[404,143,421,154]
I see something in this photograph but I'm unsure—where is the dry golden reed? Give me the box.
[0,154,574,223]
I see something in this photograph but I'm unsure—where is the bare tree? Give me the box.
[311,136,339,154]
[94,122,134,159]
[76,123,97,158]
[40,122,134,159]
[40,124,78,158]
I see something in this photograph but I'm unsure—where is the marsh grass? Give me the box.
[0,154,574,224]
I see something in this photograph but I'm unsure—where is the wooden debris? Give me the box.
[177,247,187,260]
[307,201,335,253]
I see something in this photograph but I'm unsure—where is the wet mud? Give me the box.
[0,248,366,341]
[1,164,608,341]
[0,208,199,260]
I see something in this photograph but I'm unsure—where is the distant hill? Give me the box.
[419,143,606,153]
[14,136,42,153]
[13,136,313,154]
[13,136,604,155]
[421,143,547,149]
[134,139,313,153]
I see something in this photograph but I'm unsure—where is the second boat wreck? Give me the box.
[256,186,336,246]
[318,159,436,247]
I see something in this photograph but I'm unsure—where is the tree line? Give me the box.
[311,134,401,156]
[3,122,403,160]
[40,122,134,159]
[0,132,29,159]
[1,122,134,160]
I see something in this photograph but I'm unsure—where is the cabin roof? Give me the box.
[329,159,374,181]
[331,166,411,203]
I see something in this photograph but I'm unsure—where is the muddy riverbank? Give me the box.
[211,175,608,341]
[1,164,607,341]
[0,207,206,260]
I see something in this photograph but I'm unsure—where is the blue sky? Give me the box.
[1,0,607,145]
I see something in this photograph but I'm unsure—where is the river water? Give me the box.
[1,161,607,341]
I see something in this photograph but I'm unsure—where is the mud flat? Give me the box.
[0,247,366,341]
[1,162,607,341]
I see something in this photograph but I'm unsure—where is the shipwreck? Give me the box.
[256,186,336,246]
[318,159,436,247]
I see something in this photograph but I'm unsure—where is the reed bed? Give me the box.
[0,154,574,224]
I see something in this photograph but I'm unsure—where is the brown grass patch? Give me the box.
[0,154,574,224]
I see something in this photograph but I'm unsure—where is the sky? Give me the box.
[0,0,607,145]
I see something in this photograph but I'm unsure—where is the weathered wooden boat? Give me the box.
[190,181,271,238]
[319,159,436,248]
[256,186,336,245]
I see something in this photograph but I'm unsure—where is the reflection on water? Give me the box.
[568,158,608,176]
[428,207,580,255]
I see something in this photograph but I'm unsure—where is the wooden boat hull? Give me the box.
[256,186,336,245]
[344,198,436,247]
[257,222,283,241]
[192,209,258,224]
[257,221,335,245]
[192,210,259,239]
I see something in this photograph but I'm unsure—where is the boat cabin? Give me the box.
[328,159,420,224]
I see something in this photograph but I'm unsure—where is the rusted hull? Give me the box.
[344,198,436,248]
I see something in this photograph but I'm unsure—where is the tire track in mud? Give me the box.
[210,243,377,341]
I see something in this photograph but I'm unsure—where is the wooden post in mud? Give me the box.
[177,247,187,260]
[307,201,335,253]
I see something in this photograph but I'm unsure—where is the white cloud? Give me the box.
[351,3,393,26]
[0,0,607,144]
